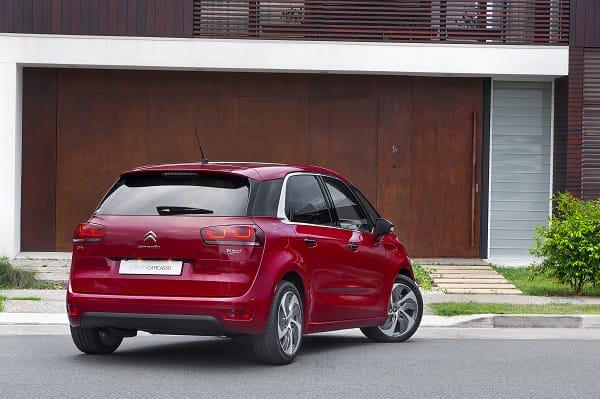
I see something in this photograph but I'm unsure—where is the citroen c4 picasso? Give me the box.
[67,162,423,364]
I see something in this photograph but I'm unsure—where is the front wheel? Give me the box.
[251,280,303,365]
[361,274,423,342]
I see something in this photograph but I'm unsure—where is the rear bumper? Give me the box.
[67,290,270,335]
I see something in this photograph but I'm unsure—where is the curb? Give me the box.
[422,314,600,329]
[1,313,600,329]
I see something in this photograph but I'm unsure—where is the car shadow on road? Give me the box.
[68,333,374,368]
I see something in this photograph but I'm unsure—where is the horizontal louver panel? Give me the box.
[192,0,569,44]
[582,50,600,199]
[489,81,552,258]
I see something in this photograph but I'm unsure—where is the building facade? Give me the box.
[0,0,598,263]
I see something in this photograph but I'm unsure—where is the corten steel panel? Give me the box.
[409,78,483,257]
[21,68,58,251]
[376,76,413,246]
[55,70,148,250]
[28,69,483,257]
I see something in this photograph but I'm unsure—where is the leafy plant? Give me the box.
[530,193,600,295]
[413,262,434,291]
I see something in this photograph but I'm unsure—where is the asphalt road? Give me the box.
[1,329,599,399]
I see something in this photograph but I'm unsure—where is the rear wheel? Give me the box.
[361,274,423,342]
[70,326,123,354]
[251,280,303,365]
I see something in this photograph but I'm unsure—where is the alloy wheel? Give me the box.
[378,281,420,337]
[277,291,303,355]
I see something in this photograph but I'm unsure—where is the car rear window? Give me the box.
[96,172,250,216]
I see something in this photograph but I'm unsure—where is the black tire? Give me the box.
[70,326,123,354]
[251,280,303,365]
[361,274,423,343]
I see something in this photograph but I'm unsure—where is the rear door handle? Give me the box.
[348,243,359,252]
[304,238,317,248]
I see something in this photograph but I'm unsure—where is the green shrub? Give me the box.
[0,257,38,289]
[530,193,600,294]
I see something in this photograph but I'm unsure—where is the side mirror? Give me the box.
[374,218,394,240]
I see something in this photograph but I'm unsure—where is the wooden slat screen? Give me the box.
[193,0,569,45]
[582,49,600,199]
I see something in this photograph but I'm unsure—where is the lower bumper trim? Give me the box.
[80,312,224,336]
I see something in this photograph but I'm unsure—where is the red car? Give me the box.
[67,162,423,364]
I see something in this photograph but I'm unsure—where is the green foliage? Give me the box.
[429,302,600,316]
[530,193,600,295]
[0,296,4,312]
[0,257,38,289]
[413,262,434,290]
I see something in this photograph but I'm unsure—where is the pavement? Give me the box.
[2,289,600,330]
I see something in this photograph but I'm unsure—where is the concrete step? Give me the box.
[424,265,494,271]
[430,272,501,278]
[436,278,510,284]
[415,258,489,266]
[437,282,518,289]
[443,288,523,295]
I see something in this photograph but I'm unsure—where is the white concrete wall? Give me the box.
[1,34,568,77]
[0,62,21,258]
[0,33,569,257]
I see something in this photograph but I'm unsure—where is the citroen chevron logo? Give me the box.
[143,231,157,243]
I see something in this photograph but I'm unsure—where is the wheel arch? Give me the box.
[281,271,306,307]
[397,266,415,281]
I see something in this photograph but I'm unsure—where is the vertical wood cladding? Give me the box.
[553,76,568,194]
[582,49,600,199]
[567,46,584,197]
[0,0,193,37]
[571,0,600,47]
[566,0,600,199]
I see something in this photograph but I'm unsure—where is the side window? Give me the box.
[250,179,284,217]
[285,175,333,226]
[323,177,371,232]
[351,186,381,226]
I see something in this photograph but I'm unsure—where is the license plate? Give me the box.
[119,259,183,276]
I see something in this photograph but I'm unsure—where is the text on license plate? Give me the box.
[119,259,183,276]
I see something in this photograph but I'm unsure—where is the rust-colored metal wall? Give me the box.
[21,68,483,257]
[21,68,58,251]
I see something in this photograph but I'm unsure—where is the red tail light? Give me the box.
[201,225,263,246]
[73,223,107,243]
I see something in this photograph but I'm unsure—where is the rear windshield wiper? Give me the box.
[156,206,214,215]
